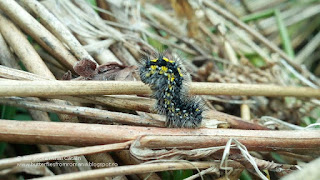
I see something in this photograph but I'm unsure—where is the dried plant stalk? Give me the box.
[0,120,319,153]
[0,141,131,169]
[0,65,50,80]
[0,97,164,127]
[21,0,95,63]
[33,161,237,180]
[0,0,78,69]
[0,14,54,79]
[0,80,319,97]
[0,33,20,68]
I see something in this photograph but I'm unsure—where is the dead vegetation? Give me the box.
[0,0,319,179]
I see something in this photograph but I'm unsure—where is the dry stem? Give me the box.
[0,120,319,153]
[0,97,164,127]
[0,33,20,68]
[21,0,95,63]
[0,141,132,169]
[0,80,319,97]
[0,14,54,79]
[0,0,78,69]
[32,161,234,180]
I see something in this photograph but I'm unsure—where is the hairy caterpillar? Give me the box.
[139,53,203,128]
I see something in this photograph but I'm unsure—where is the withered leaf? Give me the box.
[94,62,137,81]
[71,61,137,81]
[73,59,97,78]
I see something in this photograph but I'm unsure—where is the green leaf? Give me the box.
[275,9,295,58]
[271,152,287,164]
[172,170,193,180]
[161,171,172,180]
[241,9,275,22]
[86,0,96,6]
[1,105,17,119]
[0,142,7,158]
[14,144,38,156]
[301,116,317,126]
[49,112,60,122]
[13,114,32,121]
[240,169,252,180]
[245,53,266,67]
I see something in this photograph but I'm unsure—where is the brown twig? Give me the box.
[0,33,20,68]
[0,14,54,79]
[0,120,319,153]
[0,97,164,127]
[0,0,78,69]
[21,0,95,63]
[0,141,132,169]
[0,65,51,81]
[32,161,238,180]
[0,14,79,122]
[206,110,267,130]
[0,80,319,97]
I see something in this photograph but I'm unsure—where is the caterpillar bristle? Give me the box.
[139,53,203,128]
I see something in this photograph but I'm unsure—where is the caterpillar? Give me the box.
[139,53,203,128]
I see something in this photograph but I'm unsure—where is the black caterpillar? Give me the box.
[139,53,203,128]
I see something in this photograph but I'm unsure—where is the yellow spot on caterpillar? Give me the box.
[177,68,183,77]
[150,59,158,63]
[165,99,171,105]
[167,106,174,112]
[196,108,200,112]
[170,75,175,82]
[163,57,175,63]
[161,66,168,72]
[146,65,157,76]
[159,66,168,75]
[151,65,157,70]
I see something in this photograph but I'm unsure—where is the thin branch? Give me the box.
[0,97,164,127]
[0,33,20,68]
[32,161,237,180]
[0,96,267,130]
[0,65,50,81]
[295,31,320,64]
[0,0,78,69]
[21,0,95,63]
[0,80,319,97]
[0,14,55,79]
[0,120,319,153]
[0,16,69,123]
[0,141,132,169]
